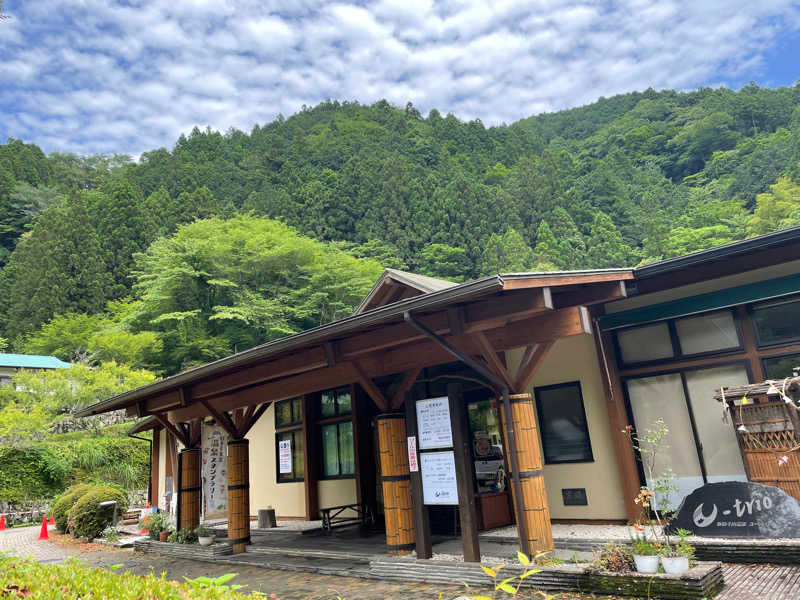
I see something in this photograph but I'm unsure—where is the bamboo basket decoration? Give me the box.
[227,439,251,553]
[500,393,554,554]
[716,378,800,502]
[178,447,201,531]
[376,414,415,554]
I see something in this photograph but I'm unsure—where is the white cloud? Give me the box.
[0,0,798,155]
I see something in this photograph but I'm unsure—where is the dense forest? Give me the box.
[2,83,800,500]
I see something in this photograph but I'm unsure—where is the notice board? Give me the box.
[416,396,453,449]
[421,450,459,505]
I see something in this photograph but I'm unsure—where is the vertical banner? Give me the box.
[278,439,293,474]
[202,425,228,519]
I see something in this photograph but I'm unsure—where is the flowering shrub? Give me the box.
[0,555,264,599]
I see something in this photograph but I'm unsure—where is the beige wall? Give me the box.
[507,334,628,520]
[606,258,800,313]
[247,403,305,518]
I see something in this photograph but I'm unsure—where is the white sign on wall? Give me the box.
[416,396,453,449]
[278,439,293,474]
[407,436,419,472]
[201,425,228,519]
[421,451,459,505]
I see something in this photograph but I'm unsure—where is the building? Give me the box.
[80,226,800,557]
[0,353,71,386]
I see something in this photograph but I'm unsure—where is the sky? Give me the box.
[1,0,799,157]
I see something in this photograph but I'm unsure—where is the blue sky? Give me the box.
[1,1,799,157]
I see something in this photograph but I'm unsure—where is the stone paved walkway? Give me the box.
[0,523,70,562]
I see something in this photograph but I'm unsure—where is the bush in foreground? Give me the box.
[51,483,93,532]
[67,484,129,539]
[0,555,263,599]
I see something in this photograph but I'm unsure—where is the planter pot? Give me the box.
[158,531,169,542]
[633,554,659,574]
[198,536,215,546]
[661,556,690,575]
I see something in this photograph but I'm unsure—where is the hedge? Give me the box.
[0,555,264,599]
[52,484,93,533]
[67,484,129,539]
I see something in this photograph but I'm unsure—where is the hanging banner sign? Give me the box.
[407,436,419,472]
[416,396,453,449]
[202,425,228,519]
[421,451,459,505]
[278,439,293,474]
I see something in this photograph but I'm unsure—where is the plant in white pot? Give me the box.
[195,524,215,546]
[631,532,660,573]
[661,528,694,575]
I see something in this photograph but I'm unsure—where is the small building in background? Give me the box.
[0,353,71,386]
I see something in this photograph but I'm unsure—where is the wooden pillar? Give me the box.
[591,319,643,524]
[500,393,554,555]
[227,439,251,553]
[448,383,480,562]
[376,413,415,555]
[150,428,160,507]
[177,447,201,531]
[302,395,320,520]
[404,392,432,559]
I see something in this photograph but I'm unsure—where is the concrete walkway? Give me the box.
[0,523,70,562]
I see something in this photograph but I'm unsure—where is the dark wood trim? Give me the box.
[199,399,239,439]
[590,310,641,524]
[514,341,554,393]
[303,395,319,519]
[353,362,389,412]
[150,428,160,506]
[473,331,514,390]
[391,368,422,410]
[448,383,481,562]
[153,414,191,448]
[241,402,270,438]
[738,305,766,380]
[405,390,432,559]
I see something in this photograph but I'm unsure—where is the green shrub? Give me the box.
[168,528,198,544]
[67,485,129,539]
[52,483,93,532]
[0,555,262,598]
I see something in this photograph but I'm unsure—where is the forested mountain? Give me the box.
[1,83,800,377]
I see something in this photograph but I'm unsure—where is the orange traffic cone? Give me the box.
[49,514,54,525]
[0,513,5,530]
[38,516,49,540]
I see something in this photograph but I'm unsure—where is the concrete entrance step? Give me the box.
[216,550,372,578]
[244,544,374,563]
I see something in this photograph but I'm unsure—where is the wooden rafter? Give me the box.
[353,362,389,412]
[514,341,554,393]
[390,367,422,410]
[473,331,515,390]
[153,414,191,448]
[241,402,270,438]
[200,398,239,439]
[552,281,627,308]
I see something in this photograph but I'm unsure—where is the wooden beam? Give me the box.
[199,399,239,439]
[502,272,634,290]
[404,389,432,559]
[302,394,320,520]
[153,414,190,448]
[390,367,422,410]
[514,341,554,393]
[552,281,627,308]
[324,342,338,366]
[353,362,389,412]
[473,331,515,390]
[449,383,481,562]
[241,402,270,438]
[163,307,591,421]
[447,307,464,336]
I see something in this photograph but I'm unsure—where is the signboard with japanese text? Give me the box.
[421,451,459,505]
[416,396,453,449]
[407,436,419,472]
[201,425,228,519]
[278,439,293,474]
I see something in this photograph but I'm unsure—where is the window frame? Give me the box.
[613,308,744,369]
[748,294,800,349]
[317,386,352,420]
[275,427,304,484]
[534,381,594,465]
[274,397,303,429]
[761,350,800,380]
[316,386,356,481]
[319,420,355,480]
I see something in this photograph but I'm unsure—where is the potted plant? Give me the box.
[159,529,171,542]
[631,533,660,573]
[661,529,694,575]
[139,512,170,542]
[195,524,215,546]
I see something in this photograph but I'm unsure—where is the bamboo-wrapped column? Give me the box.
[500,393,554,554]
[227,439,250,553]
[178,447,201,531]
[377,413,415,554]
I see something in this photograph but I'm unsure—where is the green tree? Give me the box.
[532,221,561,271]
[417,243,470,281]
[747,177,800,236]
[585,212,635,268]
[479,228,535,275]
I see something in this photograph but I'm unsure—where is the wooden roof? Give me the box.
[76,269,633,435]
[356,269,458,314]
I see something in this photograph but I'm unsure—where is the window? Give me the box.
[614,309,741,366]
[275,397,304,483]
[534,382,593,464]
[275,397,303,428]
[763,353,800,379]
[616,322,674,365]
[0,376,12,388]
[752,296,800,346]
[675,311,739,355]
[321,421,354,477]
[276,429,304,482]
[319,386,351,418]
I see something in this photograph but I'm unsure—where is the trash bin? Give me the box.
[258,508,276,529]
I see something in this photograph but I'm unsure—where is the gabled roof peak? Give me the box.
[355,268,458,314]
